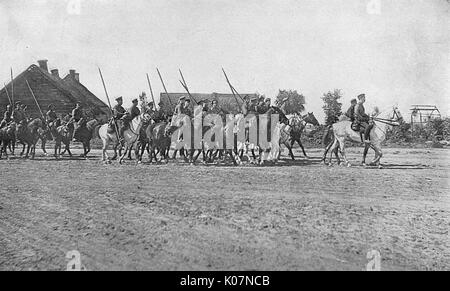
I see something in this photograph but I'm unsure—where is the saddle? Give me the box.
[351,121,367,133]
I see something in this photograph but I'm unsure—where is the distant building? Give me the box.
[159,92,259,115]
[0,60,110,121]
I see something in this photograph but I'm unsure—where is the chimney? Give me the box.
[38,60,48,72]
[50,69,59,78]
[74,73,80,82]
[69,69,76,80]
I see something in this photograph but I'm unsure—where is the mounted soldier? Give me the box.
[174,96,187,117]
[0,104,13,129]
[353,94,373,143]
[256,96,268,114]
[183,98,193,118]
[345,99,357,122]
[119,98,140,143]
[21,104,30,122]
[241,96,258,116]
[71,102,85,142]
[12,101,26,125]
[112,96,126,142]
[46,104,59,128]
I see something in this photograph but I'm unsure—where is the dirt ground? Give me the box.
[0,146,449,271]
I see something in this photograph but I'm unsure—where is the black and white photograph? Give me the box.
[0,0,449,275]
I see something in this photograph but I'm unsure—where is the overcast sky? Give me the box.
[0,0,449,121]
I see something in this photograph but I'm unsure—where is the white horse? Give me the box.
[323,106,403,168]
[98,113,151,163]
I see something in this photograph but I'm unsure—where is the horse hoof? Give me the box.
[378,165,383,169]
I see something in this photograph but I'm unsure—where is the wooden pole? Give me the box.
[98,68,120,141]
[3,83,12,106]
[25,79,45,120]
[178,69,198,106]
[10,68,14,106]
[156,67,173,108]
[146,73,156,110]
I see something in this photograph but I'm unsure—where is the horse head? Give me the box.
[304,112,320,126]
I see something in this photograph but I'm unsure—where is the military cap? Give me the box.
[185,98,191,102]
[211,99,218,104]
[15,101,22,106]
[357,94,366,100]
[243,95,250,100]
[351,98,357,104]
[132,98,138,103]
[250,96,258,101]
[179,96,186,101]
[48,104,54,109]
[115,96,123,102]
[265,98,271,102]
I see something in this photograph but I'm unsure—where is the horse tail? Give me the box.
[322,125,334,148]
[93,124,102,140]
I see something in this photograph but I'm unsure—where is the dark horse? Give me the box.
[72,119,101,157]
[282,112,320,160]
[0,123,16,159]
[15,119,44,159]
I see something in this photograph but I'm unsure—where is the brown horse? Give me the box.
[72,119,101,157]
[15,119,44,159]
[138,121,179,163]
[51,123,75,158]
[282,112,320,160]
[0,123,16,159]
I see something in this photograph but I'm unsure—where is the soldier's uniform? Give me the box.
[113,102,126,120]
[183,100,193,118]
[0,105,12,129]
[118,99,140,141]
[345,99,357,122]
[354,94,372,142]
[174,96,185,116]
[12,102,26,124]
[71,104,85,141]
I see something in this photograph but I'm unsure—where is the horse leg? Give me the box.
[20,142,26,157]
[128,144,133,160]
[66,142,72,157]
[119,145,128,164]
[361,143,370,166]
[371,143,383,168]
[297,138,308,158]
[41,138,48,156]
[285,142,295,161]
[337,138,350,167]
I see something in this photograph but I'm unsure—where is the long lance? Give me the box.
[25,79,45,121]
[10,68,14,105]
[178,69,198,105]
[222,68,244,108]
[3,83,12,105]
[146,73,156,110]
[98,68,120,141]
[156,67,173,108]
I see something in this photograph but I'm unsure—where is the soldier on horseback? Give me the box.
[12,102,27,135]
[71,103,85,142]
[46,104,59,127]
[345,99,357,122]
[241,96,258,116]
[183,98,193,118]
[119,99,141,142]
[354,94,373,143]
[0,104,12,129]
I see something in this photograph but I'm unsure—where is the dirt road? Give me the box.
[0,147,448,270]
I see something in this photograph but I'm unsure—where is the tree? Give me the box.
[322,89,343,126]
[275,90,305,114]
